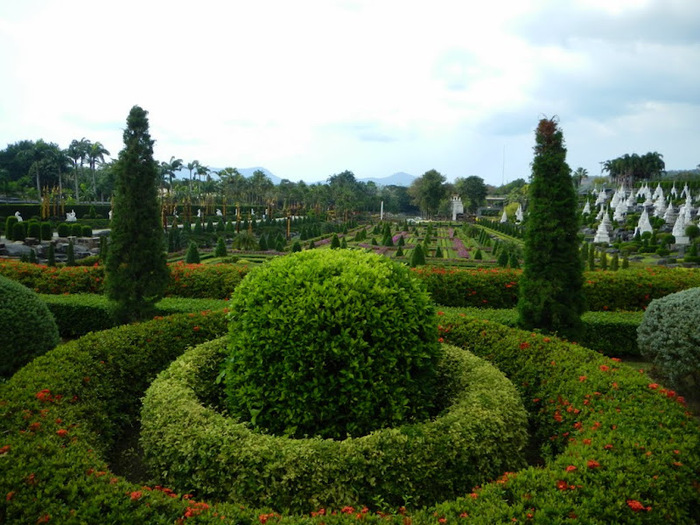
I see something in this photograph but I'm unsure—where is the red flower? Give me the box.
[578,375,587,382]
[648,383,659,390]
[587,459,600,469]
[599,365,609,372]
[56,429,68,438]
[519,342,530,350]
[193,326,200,331]
[557,480,568,491]
[6,491,15,501]
[130,491,143,501]
[565,465,577,472]
[626,499,651,512]
[0,445,10,455]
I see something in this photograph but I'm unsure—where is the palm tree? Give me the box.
[67,138,90,202]
[159,156,183,195]
[88,142,110,202]
[186,160,200,193]
[572,167,588,188]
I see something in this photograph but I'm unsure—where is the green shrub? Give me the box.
[82,225,93,237]
[330,233,340,249]
[66,241,76,266]
[142,341,527,512]
[56,222,70,237]
[0,304,698,522]
[185,241,200,264]
[46,243,56,267]
[12,221,26,241]
[637,287,700,388]
[0,274,59,377]
[40,221,52,241]
[223,250,441,440]
[4,215,18,240]
[474,248,482,260]
[26,220,41,239]
[70,223,83,236]
[410,244,426,267]
[215,236,227,257]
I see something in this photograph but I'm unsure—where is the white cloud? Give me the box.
[0,0,698,185]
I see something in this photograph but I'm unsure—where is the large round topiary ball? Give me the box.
[224,249,441,439]
[638,286,700,388]
[0,274,60,377]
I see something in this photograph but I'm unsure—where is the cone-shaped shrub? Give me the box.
[223,250,441,440]
[518,118,584,340]
[474,249,483,260]
[330,233,340,249]
[215,237,227,257]
[185,241,200,264]
[47,243,56,267]
[396,245,404,257]
[410,244,426,267]
[66,241,75,266]
[105,106,169,322]
[435,246,443,258]
[291,240,302,252]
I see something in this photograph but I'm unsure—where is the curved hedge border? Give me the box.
[140,340,528,512]
[3,259,700,310]
[1,311,699,523]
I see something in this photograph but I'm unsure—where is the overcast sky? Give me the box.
[1,0,698,186]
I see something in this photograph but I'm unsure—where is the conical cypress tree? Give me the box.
[508,252,520,269]
[517,118,584,340]
[215,236,227,257]
[105,106,169,322]
[474,249,483,260]
[259,234,268,251]
[330,234,340,249]
[340,237,348,249]
[292,240,302,252]
[434,245,443,258]
[497,250,509,268]
[410,244,426,267]
[600,250,608,270]
[621,254,629,269]
[66,241,75,266]
[396,245,404,257]
[397,235,405,247]
[28,248,37,264]
[47,243,56,267]
[185,241,200,263]
[610,252,619,271]
[588,248,595,271]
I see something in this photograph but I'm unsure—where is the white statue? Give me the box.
[197,209,202,218]
[14,211,22,222]
[108,210,113,220]
[66,210,77,222]
[173,209,178,218]
[216,208,223,217]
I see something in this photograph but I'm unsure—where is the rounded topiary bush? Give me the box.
[223,249,441,439]
[638,287,700,388]
[0,274,60,377]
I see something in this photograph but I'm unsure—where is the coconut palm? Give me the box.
[88,142,110,201]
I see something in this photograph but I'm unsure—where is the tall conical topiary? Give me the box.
[410,244,426,267]
[185,241,200,263]
[517,117,584,340]
[66,240,75,266]
[215,236,227,257]
[105,106,169,322]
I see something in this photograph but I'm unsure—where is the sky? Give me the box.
[0,0,699,186]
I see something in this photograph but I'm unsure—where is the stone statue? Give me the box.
[216,208,223,217]
[108,210,113,220]
[14,211,22,222]
[66,210,77,222]
[197,209,202,218]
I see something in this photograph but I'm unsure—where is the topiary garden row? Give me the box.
[1,310,698,523]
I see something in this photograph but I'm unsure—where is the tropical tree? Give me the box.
[87,142,110,201]
[518,117,584,340]
[454,175,487,214]
[408,169,447,218]
[160,156,183,195]
[67,138,91,202]
[572,167,588,188]
[105,105,169,322]
[603,152,665,186]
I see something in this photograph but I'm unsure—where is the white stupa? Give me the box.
[652,183,663,201]
[500,208,508,223]
[670,183,678,198]
[672,213,689,245]
[582,200,591,215]
[654,194,667,218]
[595,190,608,207]
[593,210,612,244]
[613,198,628,222]
[663,201,677,225]
[515,204,524,223]
[626,190,637,208]
[636,208,653,235]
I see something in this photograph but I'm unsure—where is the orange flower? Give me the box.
[587,459,600,469]
[565,465,577,472]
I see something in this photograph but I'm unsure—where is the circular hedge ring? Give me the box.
[141,339,529,513]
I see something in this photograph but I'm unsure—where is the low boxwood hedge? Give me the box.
[3,259,700,310]
[1,309,698,523]
[40,293,230,338]
[140,339,528,512]
[439,308,644,357]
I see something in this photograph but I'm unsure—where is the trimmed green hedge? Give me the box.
[0,275,60,377]
[40,293,230,338]
[439,308,644,357]
[0,311,698,523]
[2,259,700,310]
[141,340,528,512]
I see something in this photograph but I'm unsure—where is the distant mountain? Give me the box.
[358,172,416,187]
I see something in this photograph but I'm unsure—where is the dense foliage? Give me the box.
[637,287,700,388]
[518,118,585,339]
[142,340,527,512]
[0,275,59,377]
[223,250,441,439]
[104,106,169,321]
[1,310,697,523]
